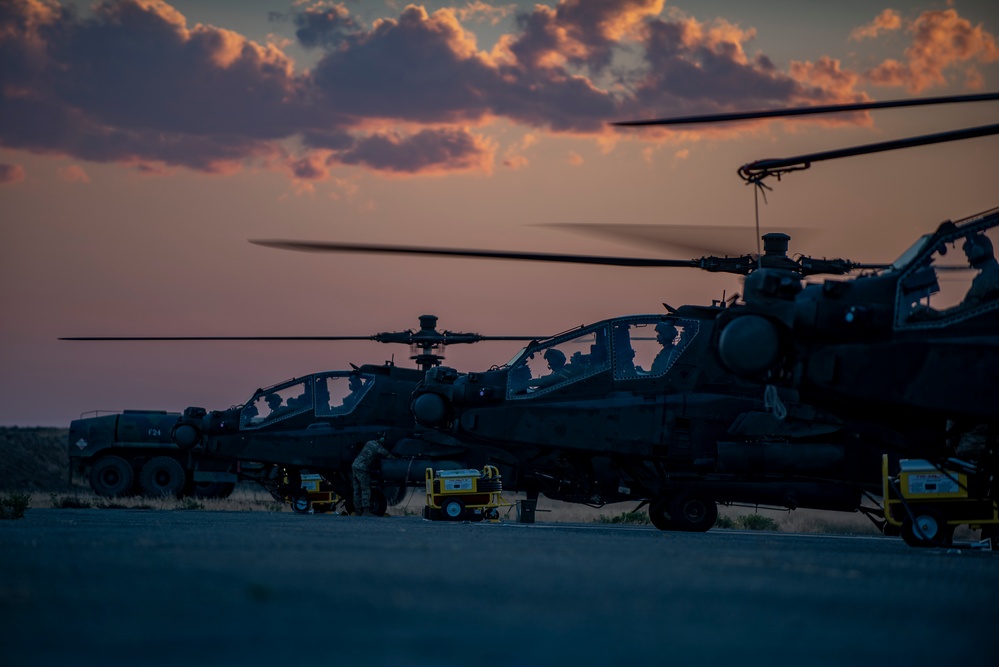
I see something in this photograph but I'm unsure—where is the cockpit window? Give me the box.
[314,372,374,417]
[897,222,999,328]
[507,325,610,398]
[240,378,313,429]
[612,317,697,380]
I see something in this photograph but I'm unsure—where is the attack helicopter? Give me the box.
[63,315,543,515]
[617,93,999,545]
[252,235,899,531]
[251,92,999,537]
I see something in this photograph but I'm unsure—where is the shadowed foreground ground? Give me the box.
[1,509,996,666]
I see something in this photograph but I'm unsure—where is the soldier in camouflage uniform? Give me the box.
[351,437,393,516]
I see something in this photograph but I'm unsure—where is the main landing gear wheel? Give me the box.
[383,485,407,506]
[648,499,677,531]
[89,455,134,497]
[140,456,186,498]
[441,498,465,521]
[901,509,953,547]
[669,493,718,532]
[367,489,388,517]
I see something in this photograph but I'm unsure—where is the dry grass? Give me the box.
[41,486,287,513]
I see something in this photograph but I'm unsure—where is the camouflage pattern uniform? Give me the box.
[351,439,391,515]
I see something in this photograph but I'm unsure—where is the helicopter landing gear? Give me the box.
[367,489,388,517]
[668,492,718,532]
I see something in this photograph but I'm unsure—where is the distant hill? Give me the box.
[0,427,75,492]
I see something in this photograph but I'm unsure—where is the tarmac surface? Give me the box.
[2,509,996,666]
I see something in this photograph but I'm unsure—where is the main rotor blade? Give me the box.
[613,92,999,126]
[740,123,999,180]
[59,336,381,341]
[539,223,819,257]
[250,240,701,268]
[61,334,544,342]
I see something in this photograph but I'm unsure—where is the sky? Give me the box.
[1,0,998,426]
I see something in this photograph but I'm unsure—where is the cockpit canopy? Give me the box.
[895,208,999,329]
[506,315,699,398]
[239,371,376,429]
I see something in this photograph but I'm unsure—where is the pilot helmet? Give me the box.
[655,321,678,338]
[543,348,566,365]
[963,234,994,268]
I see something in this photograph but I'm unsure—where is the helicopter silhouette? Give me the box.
[63,315,544,515]
[249,92,998,536]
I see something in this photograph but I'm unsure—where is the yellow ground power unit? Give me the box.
[289,472,341,515]
[424,466,510,522]
[882,455,998,548]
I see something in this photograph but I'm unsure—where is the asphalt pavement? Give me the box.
[1,509,996,666]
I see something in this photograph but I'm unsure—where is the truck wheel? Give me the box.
[441,498,465,521]
[90,456,134,497]
[669,493,718,532]
[140,456,186,498]
[648,499,677,531]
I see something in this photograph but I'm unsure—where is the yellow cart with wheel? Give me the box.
[882,455,998,548]
[424,466,510,522]
[289,472,342,515]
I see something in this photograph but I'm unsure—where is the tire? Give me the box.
[669,493,718,532]
[441,498,465,521]
[901,509,953,547]
[89,456,134,498]
[192,481,236,499]
[383,485,407,506]
[367,489,388,517]
[291,494,312,515]
[139,456,186,498]
[648,499,677,531]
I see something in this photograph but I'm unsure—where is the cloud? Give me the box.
[864,9,999,92]
[501,0,664,73]
[850,9,902,41]
[287,3,359,50]
[57,164,90,182]
[454,2,517,26]
[0,0,909,179]
[626,14,846,118]
[0,163,26,184]
[333,127,495,174]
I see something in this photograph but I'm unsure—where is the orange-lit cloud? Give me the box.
[864,9,999,92]
[0,163,26,184]
[57,164,90,183]
[333,127,496,175]
[850,9,902,41]
[0,0,936,179]
[455,1,517,26]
